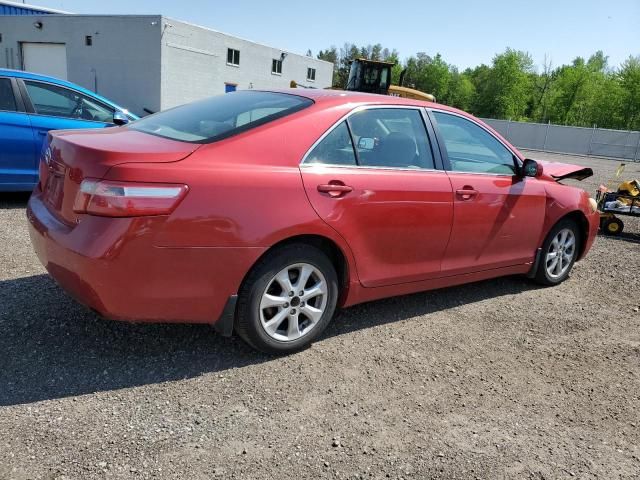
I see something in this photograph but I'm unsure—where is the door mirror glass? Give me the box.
[357,137,375,150]
[113,111,130,126]
[522,158,542,177]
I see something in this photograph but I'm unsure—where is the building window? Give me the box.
[271,59,282,75]
[227,48,240,66]
[0,33,3,43]
[85,35,92,46]
[307,67,316,81]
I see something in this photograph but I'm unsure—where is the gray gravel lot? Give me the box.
[1,152,639,479]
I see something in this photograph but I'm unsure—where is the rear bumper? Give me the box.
[27,192,265,325]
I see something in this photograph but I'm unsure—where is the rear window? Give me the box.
[129,91,313,143]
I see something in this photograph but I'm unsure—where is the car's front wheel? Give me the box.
[533,219,581,286]
[235,244,339,354]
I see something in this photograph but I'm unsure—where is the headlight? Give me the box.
[588,197,598,213]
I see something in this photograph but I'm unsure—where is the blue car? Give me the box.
[0,69,138,192]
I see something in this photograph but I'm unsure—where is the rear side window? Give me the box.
[348,108,435,169]
[130,91,313,143]
[305,122,357,166]
[0,78,17,112]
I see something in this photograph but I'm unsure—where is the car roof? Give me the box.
[0,68,133,114]
[259,88,468,116]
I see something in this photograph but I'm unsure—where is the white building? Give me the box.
[0,14,334,116]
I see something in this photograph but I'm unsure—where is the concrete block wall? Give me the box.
[159,18,334,110]
[0,15,163,115]
[0,14,334,116]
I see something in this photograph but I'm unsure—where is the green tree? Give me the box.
[619,55,640,129]
[481,48,534,120]
[446,69,476,111]
[547,52,608,126]
[315,43,639,131]
[402,53,451,100]
[317,46,338,85]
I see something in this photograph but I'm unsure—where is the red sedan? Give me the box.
[27,90,599,353]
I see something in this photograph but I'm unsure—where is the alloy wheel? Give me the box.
[259,263,328,342]
[545,228,576,279]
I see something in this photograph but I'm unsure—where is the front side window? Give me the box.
[129,91,313,143]
[227,48,240,66]
[307,68,316,81]
[23,80,115,122]
[272,59,282,75]
[0,78,17,112]
[305,122,356,166]
[347,108,435,169]
[433,111,516,174]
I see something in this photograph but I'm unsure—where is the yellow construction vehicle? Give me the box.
[290,58,436,102]
[595,163,640,235]
[345,58,435,101]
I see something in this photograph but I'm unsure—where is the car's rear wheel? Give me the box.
[533,219,581,286]
[235,244,339,354]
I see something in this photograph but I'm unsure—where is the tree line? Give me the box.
[315,44,640,131]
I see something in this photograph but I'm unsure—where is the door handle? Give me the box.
[317,182,353,198]
[455,187,479,200]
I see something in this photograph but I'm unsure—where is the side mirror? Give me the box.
[358,137,375,150]
[522,158,543,178]
[113,111,130,126]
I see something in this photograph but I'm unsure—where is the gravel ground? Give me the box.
[0,152,639,480]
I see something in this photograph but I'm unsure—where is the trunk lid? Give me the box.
[538,160,593,182]
[40,127,199,224]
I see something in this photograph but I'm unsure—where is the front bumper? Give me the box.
[581,209,599,259]
[27,192,265,325]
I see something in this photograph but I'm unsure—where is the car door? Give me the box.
[0,77,37,189]
[429,110,546,275]
[19,79,116,158]
[300,107,453,287]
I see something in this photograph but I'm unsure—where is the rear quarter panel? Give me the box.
[104,102,360,273]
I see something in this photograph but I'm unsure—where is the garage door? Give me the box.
[22,43,68,80]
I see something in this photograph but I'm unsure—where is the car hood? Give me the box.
[538,160,593,181]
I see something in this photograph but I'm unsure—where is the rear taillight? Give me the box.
[73,179,188,217]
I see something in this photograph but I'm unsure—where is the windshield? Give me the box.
[129,91,313,143]
[346,61,391,94]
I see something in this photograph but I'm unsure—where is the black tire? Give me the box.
[601,217,624,236]
[235,243,339,354]
[533,218,582,286]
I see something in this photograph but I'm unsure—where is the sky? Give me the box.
[30,0,640,71]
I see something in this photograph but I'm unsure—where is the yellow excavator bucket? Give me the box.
[387,85,436,102]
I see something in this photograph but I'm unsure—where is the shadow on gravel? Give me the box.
[0,273,539,406]
[0,192,31,209]
[598,231,640,244]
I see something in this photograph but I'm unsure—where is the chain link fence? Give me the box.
[482,119,640,162]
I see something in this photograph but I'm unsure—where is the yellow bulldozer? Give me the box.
[291,58,436,102]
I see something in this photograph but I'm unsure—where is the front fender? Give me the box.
[539,183,597,259]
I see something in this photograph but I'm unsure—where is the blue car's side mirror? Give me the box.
[113,111,130,126]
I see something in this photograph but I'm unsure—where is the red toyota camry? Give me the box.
[28,90,599,353]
